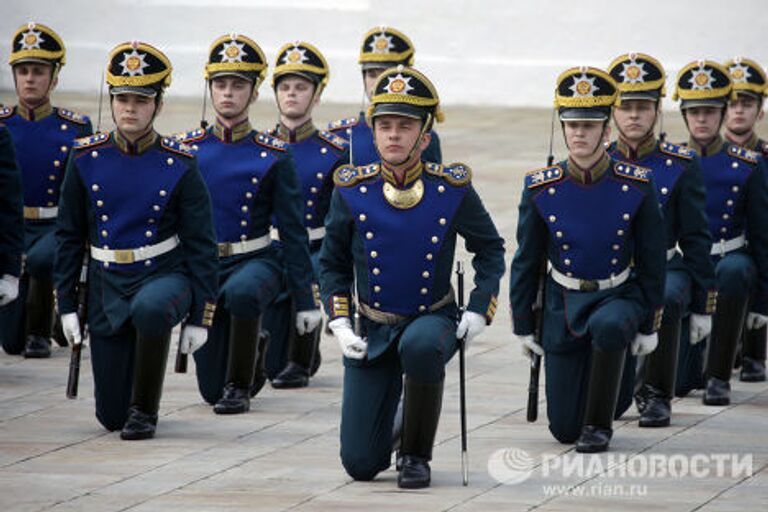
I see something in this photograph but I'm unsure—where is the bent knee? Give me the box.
[341,453,388,481]
[549,421,581,444]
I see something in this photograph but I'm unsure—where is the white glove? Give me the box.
[180,325,208,354]
[61,312,82,346]
[328,317,367,360]
[296,309,323,335]
[0,274,19,306]
[746,312,768,330]
[456,311,486,346]
[689,314,712,345]
[632,332,658,356]
[517,333,544,361]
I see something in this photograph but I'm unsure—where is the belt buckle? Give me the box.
[579,280,599,292]
[218,244,232,258]
[113,250,135,264]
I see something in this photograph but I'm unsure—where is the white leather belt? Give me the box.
[23,206,58,220]
[91,235,180,264]
[550,264,631,292]
[218,234,271,257]
[270,226,326,242]
[711,234,746,256]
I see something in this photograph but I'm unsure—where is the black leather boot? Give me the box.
[576,347,626,453]
[250,330,270,397]
[704,296,748,405]
[23,278,54,358]
[120,330,172,440]
[397,377,443,489]
[272,322,321,388]
[214,315,259,414]
[740,326,766,382]
[639,316,680,427]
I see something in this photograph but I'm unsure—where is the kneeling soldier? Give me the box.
[607,53,716,427]
[177,34,320,413]
[510,67,666,452]
[320,66,505,488]
[55,42,218,439]
[723,57,768,382]
[266,41,348,388]
[673,60,768,404]
[1,22,92,357]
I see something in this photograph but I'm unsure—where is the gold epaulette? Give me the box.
[317,130,349,150]
[613,161,651,182]
[659,141,695,160]
[333,163,380,187]
[424,162,472,186]
[525,165,564,189]
[327,117,359,131]
[173,127,206,143]
[760,140,768,157]
[56,108,90,125]
[728,144,759,164]
[160,137,194,157]
[73,132,110,150]
[254,132,287,152]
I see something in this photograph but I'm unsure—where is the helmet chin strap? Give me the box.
[378,113,432,168]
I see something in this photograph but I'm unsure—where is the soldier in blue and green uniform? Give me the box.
[510,67,666,453]
[266,41,348,388]
[0,125,23,309]
[606,53,716,427]
[320,66,505,488]
[327,26,441,165]
[0,22,92,358]
[723,57,768,382]
[54,42,218,440]
[673,60,768,404]
[176,34,320,413]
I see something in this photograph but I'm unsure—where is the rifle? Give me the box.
[66,253,89,399]
[455,261,469,486]
[526,261,546,422]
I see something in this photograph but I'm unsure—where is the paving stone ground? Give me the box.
[1,92,767,512]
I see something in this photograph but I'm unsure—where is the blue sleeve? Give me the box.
[318,189,355,320]
[453,186,505,323]
[54,153,89,315]
[509,186,548,335]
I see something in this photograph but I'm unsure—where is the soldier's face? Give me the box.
[726,94,764,135]
[363,68,385,101]
[210,76,255,120]
[684,106,723,143]
[13,62,56,106]
[276,76,317,119]
[563,121,608,159]
[373,115,431,165]
[613,100,657,142]
[111,93,159,139]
